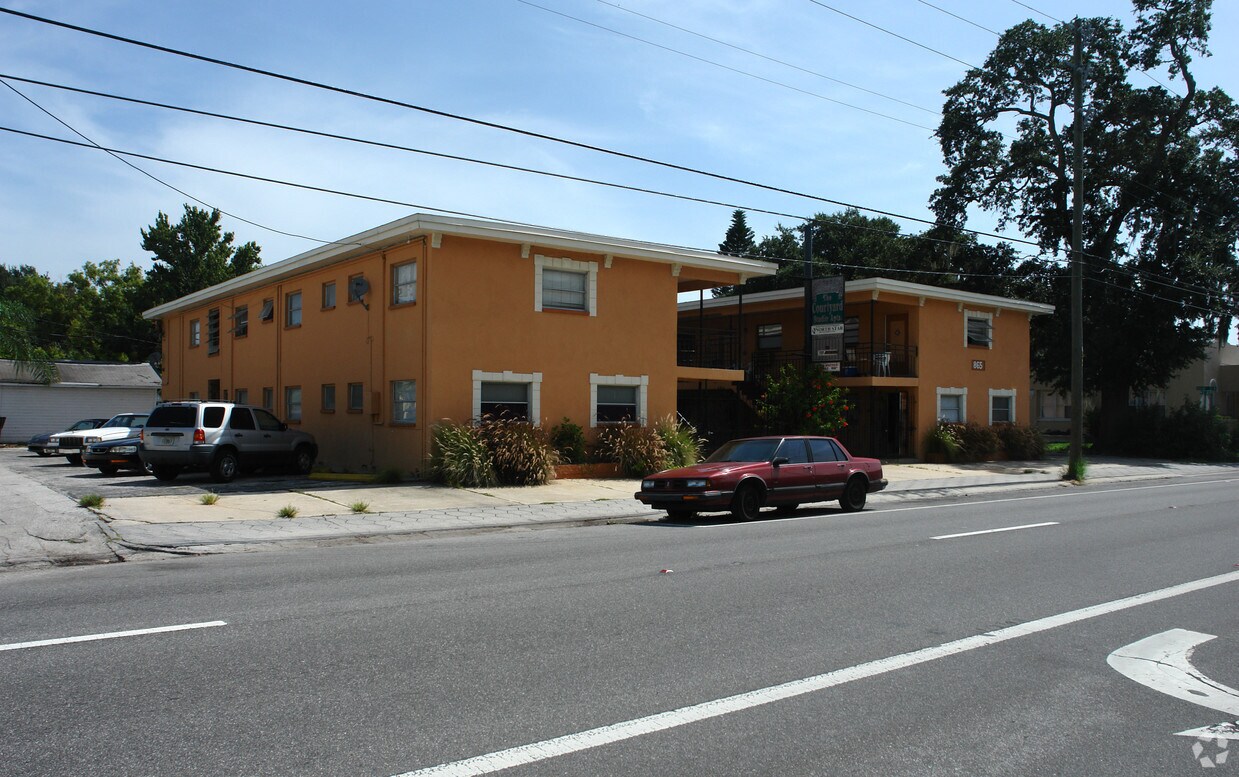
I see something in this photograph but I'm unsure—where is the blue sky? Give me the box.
[1,0,1234,281]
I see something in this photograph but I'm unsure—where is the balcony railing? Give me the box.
[748,344,918,379]
[677,328,741,370]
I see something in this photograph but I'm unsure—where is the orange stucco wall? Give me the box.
[159,234,700,473]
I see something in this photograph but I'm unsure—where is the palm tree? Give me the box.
[0,299,56,383]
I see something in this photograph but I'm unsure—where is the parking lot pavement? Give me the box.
[3,445,1237,568]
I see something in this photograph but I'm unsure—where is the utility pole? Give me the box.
[802,220,814,368]
[1069,19,1086,478]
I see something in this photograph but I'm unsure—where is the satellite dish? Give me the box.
[348,276,371,309]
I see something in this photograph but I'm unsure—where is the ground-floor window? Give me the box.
[284,386,302,421]
[590,374,648,426]
[989,388,1016,424]
[348,382,364,413]
[473,370,542,423]
[391,380,416,424]
[936,387,967,423]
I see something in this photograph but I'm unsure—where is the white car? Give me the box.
[54,412,149,465]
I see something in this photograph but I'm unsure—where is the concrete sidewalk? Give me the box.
[94,457,1239,556]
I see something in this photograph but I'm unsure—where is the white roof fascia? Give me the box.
[143,213,776,319]
[677,277,1055,316]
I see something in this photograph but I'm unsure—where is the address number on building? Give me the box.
[972,360,985,370]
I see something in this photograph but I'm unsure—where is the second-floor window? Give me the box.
[965,310,993,348]
[207,308,220,355]
[757,324,782,350]
[322,281,336,310]
[189,319,201,347]
[286,291,302,327]
[232,305,248,338]
[392,262,417,305]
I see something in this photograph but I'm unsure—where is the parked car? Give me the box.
[54,412,149,465]
[84,435,147,476]
[28,418,106,457]
[139,401,318,483]
[635,435,887,521]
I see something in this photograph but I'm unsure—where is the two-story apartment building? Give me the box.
[676,279,1054,458]
[144,214,774,473]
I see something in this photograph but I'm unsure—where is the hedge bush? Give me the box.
[598,424,670,477]
[549,417,588,465]
[995,423,1046,460]
[477,416,558,486]
[655,415,704,469]
[429,422,497,488]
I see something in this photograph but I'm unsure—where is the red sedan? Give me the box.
[636,435,887,521]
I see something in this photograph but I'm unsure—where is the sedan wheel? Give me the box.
[839,476,868,512]
[98,465,119,476]
[731,483,763,521]
[293,445,315,476]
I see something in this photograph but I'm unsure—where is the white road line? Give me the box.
[396,570,1239,777]
[931,521,1059,540]
[0,621,227,652]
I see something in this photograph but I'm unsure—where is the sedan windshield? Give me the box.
[102,415,148,429]
[705,438,781,463]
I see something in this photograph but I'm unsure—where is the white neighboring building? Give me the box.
[0,360,162,443]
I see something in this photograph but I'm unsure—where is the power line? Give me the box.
[0,6,999,243]
[915,0,1001,36]
[590,0,939,115]
[513,0,935,130]
[805,0,978,69]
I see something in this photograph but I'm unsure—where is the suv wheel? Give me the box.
[293,444,315,476]
[210,449,240,483]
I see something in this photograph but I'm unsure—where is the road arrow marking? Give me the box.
[1107,628,1239,741]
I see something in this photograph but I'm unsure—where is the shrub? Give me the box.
[350,501,371,514]
[995,424,1046,460]
[956,421,1002,462]
[200,492,220,506]
[78,494,104,509]
[277,505,298,518]
[923,422,963,462]
[476,416,558,486]
[755,363,849,435]
[549,417,587,465]
[430,422,497,488]
[655,414,704,469]
[597,424,670,477]
[1088,402,1234,461]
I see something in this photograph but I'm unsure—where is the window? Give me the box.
[775,438,810,463]
[285,291,302,327]
[347,382,365,413]
[260,298,274,322]
[202,407,226,428]
[391,380,416,424]
[989,389,1016,424]
[480,382,529,420]
[207,379,221,400]
[757,324,782,350]
[322,281,336,310]
[189,319,201,348]
[188,391,200,400]
[534,255,597,316]
[235,388,249,405]
[937,387,967,423]
[596,386,638,424]
[542,269,587,311]
[590,374,648,427]
[965,310,993,348]
[322,384,336,413]
[254,408,283,431]
[809,438,845,462]
[262,387,274,410]
[207,308,220,355]
[232,305,248,338]
[392,262,417,305]
[473,371,542,423]
[284,386,302,421]
[228,407,255,430]
[347,273,366,305]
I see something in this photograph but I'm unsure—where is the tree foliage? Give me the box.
[932,0,1238,439]
[142,205,261,308]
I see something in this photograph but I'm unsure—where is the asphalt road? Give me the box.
[1,474,1236,776]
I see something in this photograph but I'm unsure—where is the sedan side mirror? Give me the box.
[280,423,289,432]
[771,456,789,466]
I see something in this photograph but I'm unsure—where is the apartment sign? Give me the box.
[811,275,845,367]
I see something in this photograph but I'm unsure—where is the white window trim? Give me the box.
[534,254,598,316]
[988,388,1017,425]
[472,370,543,425]
[936,386,968,423]
[964,309,993,349]
[590,373,648,427]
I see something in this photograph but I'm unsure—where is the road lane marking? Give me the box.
[0,621,227,652]
[931,521,1059,540]
[396,571,1239,776]
[1108,628,1239,740]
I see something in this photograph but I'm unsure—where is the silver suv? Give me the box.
[139,401,317,483]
